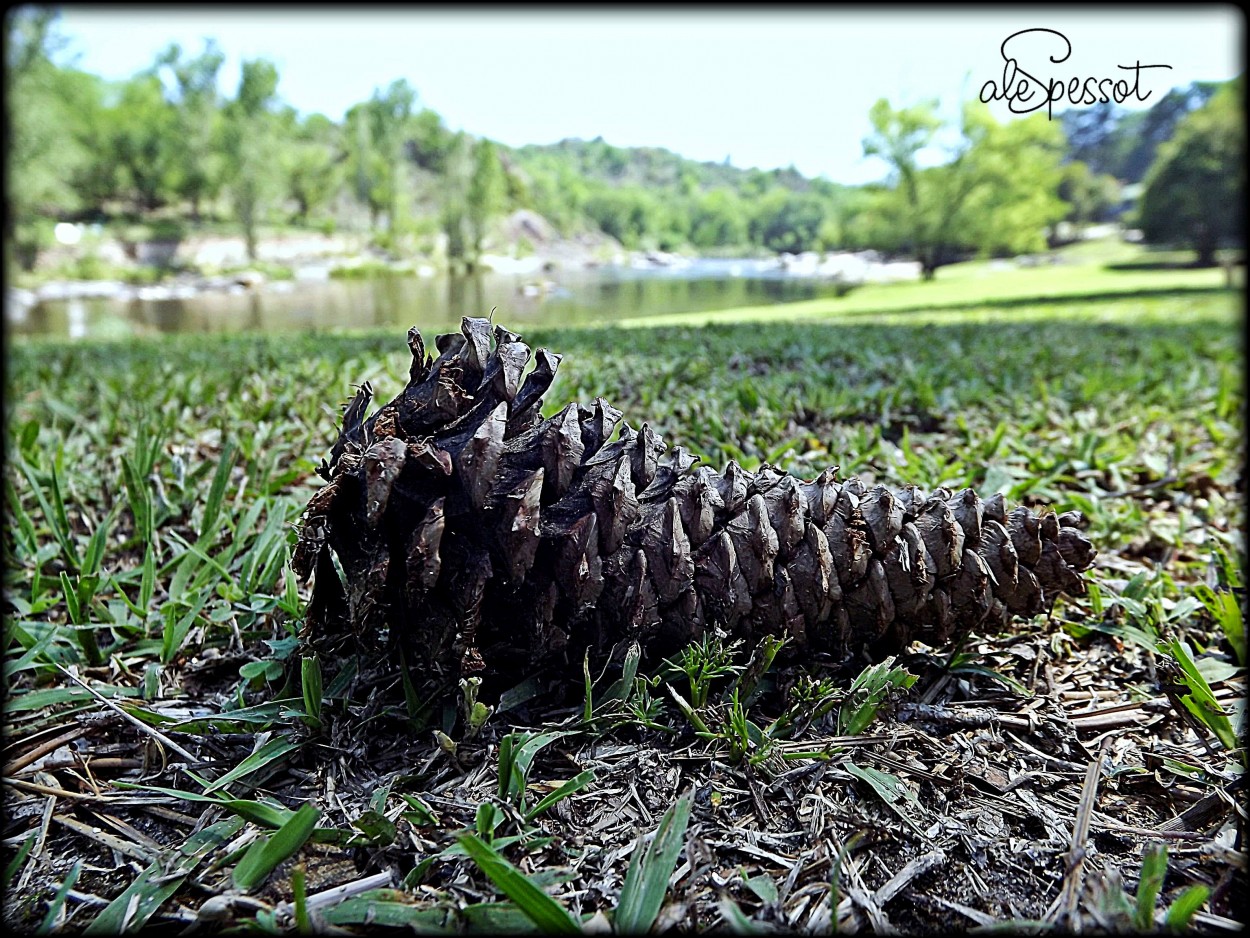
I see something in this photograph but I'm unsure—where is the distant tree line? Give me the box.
[5,7,1242,275]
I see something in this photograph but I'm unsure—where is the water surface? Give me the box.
[11,258,849,340]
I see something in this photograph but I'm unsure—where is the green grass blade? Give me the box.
[120,454,153,548]
[111,782,298,828]
[160,585,212,665]
[85,817,244,934]
[321,892,451,930]
[523,769,597,822]
[1161,638,1238,750]
[292,863,311,934]
[4,832,36,890]
[1134,844,1168,931]
[47,462,80,570]
[1163,885,1210,930]
[301,654,323,729]
[205,737,302,793]
[17,459,79,571]
[455,833,582,934]
[5,475,39,557]
[199,439,238,542]
[139,540,157,612]
[37,860,81,934]
[614,792,693,934]
[844,762,928,836]
[232,802,320,891]
[80,506,116,578]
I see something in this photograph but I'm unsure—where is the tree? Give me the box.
[1058,81,1223,184]
[1057,162,1120,231]
[440,132,471,267]
[284,113,342,225]
[749,190,827,254]
[1137,81,1244,266]
[222,59,282,261]
[584,188,663,249]
[155,40,225,219]
[343,79,417,234]
[109,72,182,213]
[689,189,748,249]
[861,98,1068,278]
[466,139,506,263]
[5,7,91,268]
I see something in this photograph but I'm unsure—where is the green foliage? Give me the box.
[284,114,342,225]
[859,97,1069,277]
[231,802,321,891]
[1059,81,1224,185]
[1159,638,1239,752]
[1088,842,1212,932]
[1058,161,1121,228]
[749,189,827,253]
[218,59,284,260]
[614,793,694,933]
[154,40,226,218]
[5,9,90,268]
[1137,80,1244,265]
[456,833,583,933]
[300,654,323,729]
[5,13,1238,280]
[467,138,507,257]
[836,658,917,736]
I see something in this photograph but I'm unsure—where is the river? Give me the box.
[8,258,853,341]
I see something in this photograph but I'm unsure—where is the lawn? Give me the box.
[3,282,1244,932]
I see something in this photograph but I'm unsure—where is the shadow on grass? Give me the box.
[640,284,1239,327]
[528,290,1239,367]
[1105,261,1242,272]
[834,284,1240,317]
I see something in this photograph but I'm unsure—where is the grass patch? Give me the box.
[2,286,1243,932]
[613,262,1236,328]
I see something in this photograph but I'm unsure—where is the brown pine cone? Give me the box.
[293,317,1096,694]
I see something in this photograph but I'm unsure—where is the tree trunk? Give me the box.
[241,204,257,262]
[294,319,1098,702]
[1193,222,1217,268]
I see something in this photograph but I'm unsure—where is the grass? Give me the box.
[2,273,1244,932]
[614,251,1238,327]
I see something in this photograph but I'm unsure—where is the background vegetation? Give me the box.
[5,8,1243,277]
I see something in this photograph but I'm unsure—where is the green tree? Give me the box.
[749,190,826,253]
[407,108,455,172]
[1057,162,1120,232]
[440,132,471,267]
[466,139,506,262]
[284,113,342,225]
[155,40,225,220]
[5,7,91,268]
[584,188,662,249]
[344,79,417,235]
[1137,81,1244,266]
[861,98,1068,278]
[110,72,182,213]
[372,79,416,233]
[222,59,282,261]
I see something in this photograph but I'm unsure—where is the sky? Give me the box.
[50,6,1245,186]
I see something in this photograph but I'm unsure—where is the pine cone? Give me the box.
[293,317,1096,694]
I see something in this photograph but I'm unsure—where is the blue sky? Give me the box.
[52,7,1244,186]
